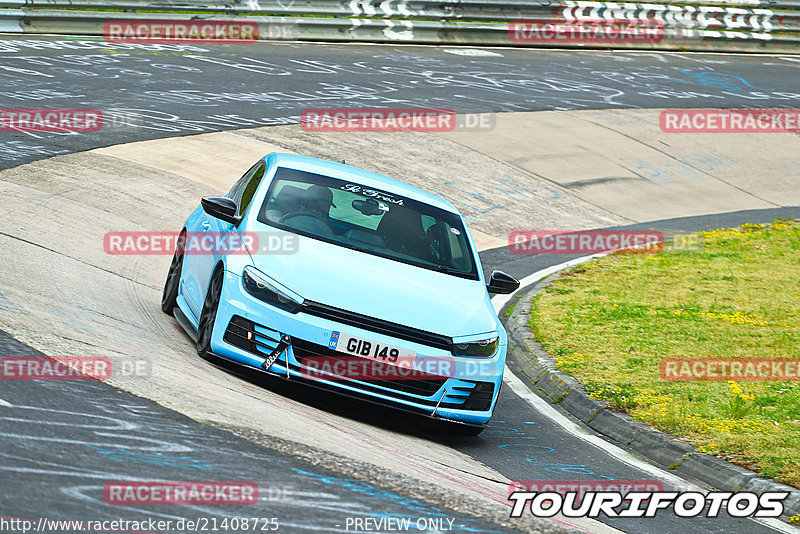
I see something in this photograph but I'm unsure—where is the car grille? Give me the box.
[300,300,454,353]
[291,338,446,398]
[224,316,446,399]
[224,315,282,356]
[440,381,495,412]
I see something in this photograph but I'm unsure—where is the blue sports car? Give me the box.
[162,153,519,435]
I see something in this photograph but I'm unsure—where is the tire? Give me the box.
[161,231,185,315]
[197,266,224,359]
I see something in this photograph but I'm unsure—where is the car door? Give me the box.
[182,161,265,320]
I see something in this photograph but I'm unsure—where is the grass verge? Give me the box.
[529,220,800,487]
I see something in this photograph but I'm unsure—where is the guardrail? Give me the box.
[0,0,798,53]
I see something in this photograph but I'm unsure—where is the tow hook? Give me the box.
[262,335,291,371]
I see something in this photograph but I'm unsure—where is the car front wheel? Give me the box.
[161,231,185,314]
[197,267,223,359]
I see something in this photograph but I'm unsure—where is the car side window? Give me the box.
[446,228,469,270]
[238,163,266,216]
[421,215,437,232]
[227,162,261,203]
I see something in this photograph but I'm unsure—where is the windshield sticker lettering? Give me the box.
[341,184,404,206]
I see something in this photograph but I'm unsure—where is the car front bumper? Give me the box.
[209,269,505,426]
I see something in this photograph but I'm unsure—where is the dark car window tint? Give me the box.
[257,167,478,280]
[227,161,261,204]
[239,163,265,216]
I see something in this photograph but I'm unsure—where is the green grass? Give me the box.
[502,295,523,318]
[530,220,800,487]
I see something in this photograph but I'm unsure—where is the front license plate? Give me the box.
[329,331,416,364]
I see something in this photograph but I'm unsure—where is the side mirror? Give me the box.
[486,270,520,295]
[201,196,239,225]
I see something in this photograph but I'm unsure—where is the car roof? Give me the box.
[265,153,459,214]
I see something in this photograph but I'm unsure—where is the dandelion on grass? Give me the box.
[727,381,756,419]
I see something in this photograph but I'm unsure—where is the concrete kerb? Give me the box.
[501,271,800,519]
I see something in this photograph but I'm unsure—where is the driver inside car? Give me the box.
[267,185,337,236]
[265,185,334,220]
[298,185,336,218]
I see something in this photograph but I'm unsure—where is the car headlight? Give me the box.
[452,336,499,358]
[242,266,304,314]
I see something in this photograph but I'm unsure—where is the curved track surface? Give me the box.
[1,35,800,534]
[2,35,800,171]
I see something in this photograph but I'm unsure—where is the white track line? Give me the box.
[0,397,12,407]
[502,366,695,490]
[493,260,796,533]
[492,253,605,314]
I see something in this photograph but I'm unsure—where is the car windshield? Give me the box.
[257,167,478,279]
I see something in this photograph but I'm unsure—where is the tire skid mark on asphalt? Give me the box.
[0,380,513,533]
[523,460,615,481]
[290,468,509,534]
[485,418,617,495]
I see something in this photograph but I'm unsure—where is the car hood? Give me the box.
[250,234,497,338]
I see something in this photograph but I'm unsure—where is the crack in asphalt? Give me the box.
[0,231,159,291]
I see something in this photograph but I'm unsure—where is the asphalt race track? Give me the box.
[0,332,514,534]
[2,36,800,170]
[1,35,800,534]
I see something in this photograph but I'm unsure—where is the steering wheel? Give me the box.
[279,211,326,224]
[278,211,335,237]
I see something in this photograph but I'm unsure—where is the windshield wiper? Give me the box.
[434,264,465,276]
